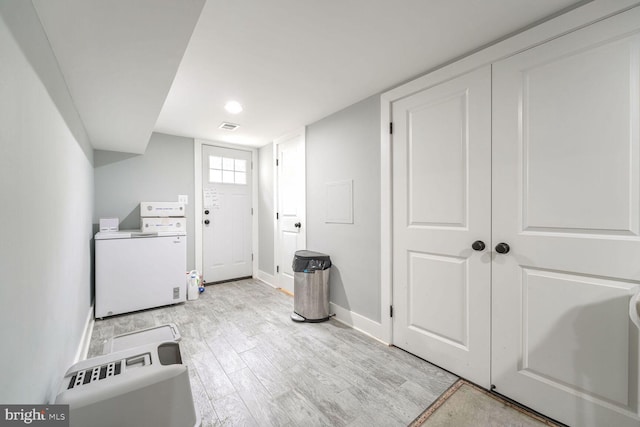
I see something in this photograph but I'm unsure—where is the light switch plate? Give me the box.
[178,195,188,205]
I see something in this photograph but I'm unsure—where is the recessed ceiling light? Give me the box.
[224,101,243,114]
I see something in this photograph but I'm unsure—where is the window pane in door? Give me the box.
[235,159,247,172]
[223,170,234,184]
[222,157,234,171]
[235,172,246,185]
[209,169,222,183]
[209,155,222,169]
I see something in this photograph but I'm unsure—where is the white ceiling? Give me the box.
[32,0,206,154]
[34,0,584,153]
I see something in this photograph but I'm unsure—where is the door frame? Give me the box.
[273,128,306,289]
[194,139,258,279]
[379,1,637,344]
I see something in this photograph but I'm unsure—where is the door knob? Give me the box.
[495,243,510,254]
[294,222,301,228]
[204,219,210,225]
[204,209,210,215]
[472,240,486,251]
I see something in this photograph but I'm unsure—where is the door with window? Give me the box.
[201,145,252,283]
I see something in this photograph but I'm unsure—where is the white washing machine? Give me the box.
[95,231,187,318]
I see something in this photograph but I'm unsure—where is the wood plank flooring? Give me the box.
[89,278,457,426]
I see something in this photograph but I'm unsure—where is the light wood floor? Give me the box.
[89,278,457,426]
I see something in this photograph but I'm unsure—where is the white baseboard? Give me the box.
[74,304,94,363]
[330,302,388,345]
[255,270,277,288]
[255,274,387,345]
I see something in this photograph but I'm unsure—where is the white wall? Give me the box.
[258,143,275,276]
[0,2,94,403]
[94,132,196,269]
[306,95,381,322]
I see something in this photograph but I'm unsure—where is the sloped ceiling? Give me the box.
[32,0,206,154]
[34,0,585,153]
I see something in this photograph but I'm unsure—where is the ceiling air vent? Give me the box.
[219,122,240,131]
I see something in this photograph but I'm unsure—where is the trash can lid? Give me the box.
[294,250,330,260]
[293,250,331,272]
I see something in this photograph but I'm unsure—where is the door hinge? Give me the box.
[251,161,254,170]
[389,122,393,134]
[276,159,279,166]
[251,253,254,261]
[276,212,279,220]
[276,265,280,273]
[390,305,393,317]
[251,208,254,215]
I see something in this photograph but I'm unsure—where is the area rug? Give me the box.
[409,379,562,427]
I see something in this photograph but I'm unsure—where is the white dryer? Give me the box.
[95,231,186,318]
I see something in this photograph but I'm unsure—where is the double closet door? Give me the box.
[392,7,640,427]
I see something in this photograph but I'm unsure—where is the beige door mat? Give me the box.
[410,379,565,427]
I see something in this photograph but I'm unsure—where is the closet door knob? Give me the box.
[294,222,301,229]
[495,243,510,254]
[472,240,486,251]
[204,219,210,225]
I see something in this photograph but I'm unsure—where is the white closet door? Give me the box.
[491,8,640,427]
[392,66,492,387]
[275,131,306,294]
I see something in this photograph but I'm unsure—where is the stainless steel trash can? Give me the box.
[291,250,331,322]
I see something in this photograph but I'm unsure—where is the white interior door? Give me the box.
[276,130,306,294]
[491,9,640,427]
[392,66,492,387]
[201,145,253,283]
